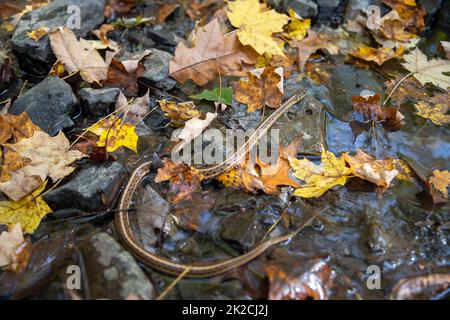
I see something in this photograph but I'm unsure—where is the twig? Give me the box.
[156,267,192,300]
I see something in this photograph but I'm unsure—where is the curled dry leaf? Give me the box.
[226,0,289,57]
[344,150,399,188]
[0,183,52,234]
[103,51,150,96]
[88,115,139,153]
[290,30,339,71]
[401,48,450,91]
[158,100,201,127]
[352,93,405,131]
[0,223,31,272]
[116,90,150,125]
[169,18,258,86]
[233,66,284,112]
[350,46,404,65]
[289,149,353,198]
[174,112,217,152]
[155,158,204,204]
[49,27,108,84]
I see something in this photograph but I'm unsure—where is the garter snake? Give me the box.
[116,93,310,277]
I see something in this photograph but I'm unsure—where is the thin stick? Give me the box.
[383,72,414,106]
[156,267,192,300]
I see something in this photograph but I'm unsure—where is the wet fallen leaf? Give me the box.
[226,0,289,57]
[264,256,333,300]
[49,27,108,84]
[169,18,258,86]
[158,100,202,127]
[384,76,428,106]
[289,149,353,198]
[285,8,310,41]
[429,170,450,199]
[290,30,339,71]
[0,223,31,272]
[190,87,233,106]
[401,48,450,90]
[26,27,49,41]
[155,158,204,203]
[233,66,284,112]
[350,46,404,65]
[344,150,399,188]
[415,99,450,126]
[352,93,405,131]
[88,115,139,153]
[0,183,52,234]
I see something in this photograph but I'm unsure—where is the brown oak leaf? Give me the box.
[169,18,258,86]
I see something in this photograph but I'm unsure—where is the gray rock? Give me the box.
[282,0,318,18]
[12,0,106,76]
[43,162,128,212]
[78,87,120,116]
[344,0,370,21]
[317,0,346,26]
[219,209,258,252]
[0,229,75,300]
[9,76,77,136]
[80,232,154,300]
[141,49,177,91]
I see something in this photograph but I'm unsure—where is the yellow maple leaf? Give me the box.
[289,150,353,198]
[0,183,52,234]
[226,0,290,57]
[286,8,311,41]
[27,27,49,41]
[88,115,138,153]
[429,170,450,198]
[414,101,450,126]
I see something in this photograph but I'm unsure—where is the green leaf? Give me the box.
[190,87,233,106]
